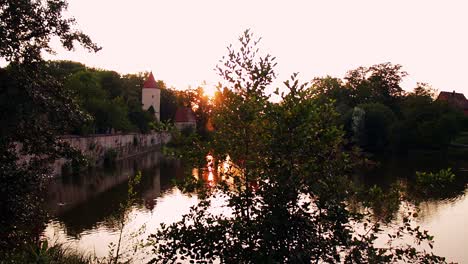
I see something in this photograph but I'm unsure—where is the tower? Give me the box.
[142,72,161,121]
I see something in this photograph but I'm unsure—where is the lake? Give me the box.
[43,150,468,263]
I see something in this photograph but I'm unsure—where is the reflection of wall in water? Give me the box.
[47,151,164,216]
[141,163,161,211]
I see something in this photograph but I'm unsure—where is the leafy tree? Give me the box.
[129,109,155,133]
[0,0,97,252]
[345,63,407,109]
[96,70,124,99]
[391,86,464,151]
[65,70,107,133]
[311,76,350,111]
[411,82,437,99]
[189,87,213,139]
[160,86,178,122]
[311,64,462,152]
[357,103,397,151]
[0,0,99,63]
[107,96,133,132]
[120,73,145,112]
[149,31,444,263]
[44,60,87,81]
[65,70,151,133]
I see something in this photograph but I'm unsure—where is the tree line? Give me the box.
[1,60,213,135]
[309,64,467,152]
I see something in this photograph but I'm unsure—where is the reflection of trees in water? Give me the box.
[45,152,181,237]
[352,155,468,223]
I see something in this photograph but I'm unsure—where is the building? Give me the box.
[142,72,161,121]
[174,107,197,131]
[436,91,468,115]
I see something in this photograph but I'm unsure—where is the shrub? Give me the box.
[415,168,456,195]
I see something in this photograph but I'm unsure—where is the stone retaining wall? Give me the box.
[52,132,171,175]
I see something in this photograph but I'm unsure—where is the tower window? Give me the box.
[152,95,154,98]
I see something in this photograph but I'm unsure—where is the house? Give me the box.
[436,91,468,115]
[141,72,161,121]
[174,107,197,131]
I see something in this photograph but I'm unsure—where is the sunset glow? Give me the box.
[201,84,217,98]
[42,0,468,95]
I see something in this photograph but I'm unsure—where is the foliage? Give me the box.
[1,240,95,264]
[310,63,465,153]
[0,0,99,63]
[351,106,365,144]
[345,63,407,109]
[128,109,155,133]
[191,87,213,140]
[149,30,445,263]
[393,95,464,150]
[311,76,351,115]
[152,120,174,133]
[415,168,456,196]
[64,69,152,134]
[358,184,402,222]
[0,0,99,250]
[357,103,397,151]
[0,63,88,250]
[160,87,178,122]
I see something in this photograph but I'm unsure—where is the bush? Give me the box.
[415,168,456,195]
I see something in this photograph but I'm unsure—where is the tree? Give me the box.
[345,63,407,109]
[44,60,87,81]
[393,99,463,150]
[107,96,133,132]
[65,70,107,133]
[188,87,213,139]
[357,103,397,151]
[149,31,444,263]
[121,73,145,112]
[310,76,352,124]
[96,70,124,99]
[0,0,98,252]
[160,86,178,122]
[0,0,99,63]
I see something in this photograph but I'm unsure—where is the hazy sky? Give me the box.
[47,0,468,95]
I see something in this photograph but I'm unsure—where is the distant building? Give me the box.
[436,91,468,115]
[174,107,197,131]
[142,72,160,121]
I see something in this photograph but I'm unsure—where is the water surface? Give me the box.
[44,151,468,262]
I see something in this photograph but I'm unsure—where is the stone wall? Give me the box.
[52,132,171,175]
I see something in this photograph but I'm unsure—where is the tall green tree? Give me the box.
[0,0,98,251]
[345,63,407,109]
[0,0,99,63]
[356,103,397,151]
[96,70,124,99]
[150,31,444,263]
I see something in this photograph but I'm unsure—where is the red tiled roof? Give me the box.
[143,72,158,89]
[174,107,196,123]
[437,91,468,110]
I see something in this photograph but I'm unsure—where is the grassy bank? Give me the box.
[1,241,94,264]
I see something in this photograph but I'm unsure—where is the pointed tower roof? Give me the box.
[143,72,158,89]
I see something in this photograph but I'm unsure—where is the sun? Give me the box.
[201,84,217,98]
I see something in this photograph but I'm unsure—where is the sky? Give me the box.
[45,0,468,96]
